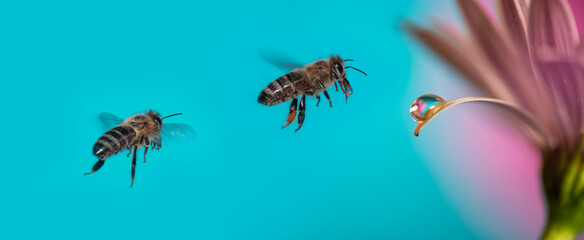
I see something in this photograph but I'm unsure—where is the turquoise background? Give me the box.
[0,0,479,239]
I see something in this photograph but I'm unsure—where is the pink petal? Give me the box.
[457,0,551,126]
[568,0,584,34]
[528,0,579,58]
[497,0,530,68]
[528,0,583,139]
[535,61,584,142]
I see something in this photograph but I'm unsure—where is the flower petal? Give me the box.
[457,0,552,125]
[496,0,560,126]
[497,0,530,66]
[528,0,583,142]
[449,0,565,145]
[568,0,584,34]
[528,0,579,58]
[536,60,584,143]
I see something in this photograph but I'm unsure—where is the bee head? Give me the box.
[146,110,163,129]
[330,55,346,83]
[329,56,366,102]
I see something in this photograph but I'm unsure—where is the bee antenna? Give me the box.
[343,59,354,62]
[345,66,367,76]
[162,113,183,119]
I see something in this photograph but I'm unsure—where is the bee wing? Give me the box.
[162,123,196,140]
[260,50,304,71]
[99,112,124,130]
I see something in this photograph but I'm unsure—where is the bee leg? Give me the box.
[315,80,327,107]
[316,80,325,90]
[323,90,333,107]
[343,80,353,103]
[143,137,150,163]
[130,146,138,188]
[334,81,339,92]
[344,80,353,95]
[84,159,105,175]
[282,98,298,129]
[339,80,346,94]
[294,95,306,132]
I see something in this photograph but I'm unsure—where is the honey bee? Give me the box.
[257,55,366,131]
[85,110,194,187]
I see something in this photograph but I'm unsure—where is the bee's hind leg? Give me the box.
[295,95,306,132]
[84,159,105,175]
[130,145,138,188]
[282,98,298,129]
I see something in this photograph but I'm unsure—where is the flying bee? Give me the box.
[85,110,194,187]
[257,55,367,132]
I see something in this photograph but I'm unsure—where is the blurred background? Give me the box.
[1,0,583,239]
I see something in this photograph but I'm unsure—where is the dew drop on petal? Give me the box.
[410,94,446,122]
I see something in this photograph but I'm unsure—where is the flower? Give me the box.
[406,0,584,239]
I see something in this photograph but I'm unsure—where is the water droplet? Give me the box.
[410,94,446,122]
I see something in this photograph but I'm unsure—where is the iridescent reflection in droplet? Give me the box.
[410,94,446,122]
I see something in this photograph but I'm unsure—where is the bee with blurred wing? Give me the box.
[258,55,366,132]
[85,110,194,187]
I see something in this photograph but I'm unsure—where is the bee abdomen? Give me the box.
[93,126,137,160]
[258,72,304,106]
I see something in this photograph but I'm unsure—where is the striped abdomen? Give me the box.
[93,125,137,160]
[258,71,306,106]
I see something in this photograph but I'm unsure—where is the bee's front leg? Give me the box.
[343,80,353,96]
[339,80,346,94]
[342,80,353,103]
[151,137,162,150]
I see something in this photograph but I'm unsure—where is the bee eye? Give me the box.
[153,116,162,126]
[334,62,343,74]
